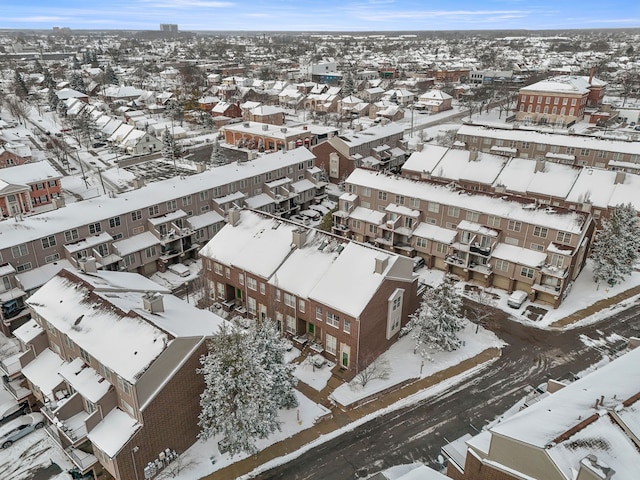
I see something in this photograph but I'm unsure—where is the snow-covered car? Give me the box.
[168,263,190,278]
[0,412,45,449]
[308,204,330,216]
[0,389,29,426]
[289,214,309,225]
[507,290,528,309]
[299,209,321,221]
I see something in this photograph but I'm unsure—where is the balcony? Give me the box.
[0,351,23,378]
[3,375,31,401]
[532,282,562,295]
[468,262,492,275]
[541,264,568,278]
[470,243,492,257]
[445,255,467,267]
[44,424,98,472]
[375,235,394,246]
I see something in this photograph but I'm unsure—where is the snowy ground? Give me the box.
[294,356,335,391]
[0,429,74,480]
[331,320,503,407]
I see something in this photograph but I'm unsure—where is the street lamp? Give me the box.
[131,446,140,480]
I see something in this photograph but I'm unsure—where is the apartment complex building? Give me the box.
[2,268,225,480]
[401,145,640,225]
[0,148,324,334]
[200,209,419,375]
[311,122,406,183]
[444,343,640,480]
[333,168,594,308]
[455,124,640,173]
[515,74,606,126]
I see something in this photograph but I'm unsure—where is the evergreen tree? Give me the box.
[409,276,465,360]
[42,68,56,90]
[162,127,182,161]
[47,88,59,111]
[13,71,28,98]
[72,56,81,69]
[591,203,640,287]
[33,59,43,74]
[198,320,297,456]
[69,71,86,93]
[105,64,119,85]
[209,139,228,166]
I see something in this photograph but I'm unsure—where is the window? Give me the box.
[362,186,371,197]
[566,147,575,155]
[416,237,427,248]
[351,219,361,229]
[167,199,177,211]
[326,312,339,328]
[556,231,572,244]
[466,211,479,223]
[395,194,405,205]
[325,334,337,355]
[64,229,79,242]
[247,277,257,291]
[238,273,244,285]
[392,296,402,311]
[520,266,534,279]
[80,347,91,363]
[16,263,31,272]
[427,202,439,213]
[316,306,323,320]
[486,215,500,228]
[409,197,420,208]
[41,235,57,248]
[343,319,351,334]
[45,253,60,263]
[285,315,296,334]
[199,190,209,201]
[224,267,230,278]
[378,191,387,201]
[11,244,28,258]
[259,282,266,295]
[182,195,192,206]
[550,254,564,268]
[247,297,257,315]
[298,299,305,313]
[148,205,159,216]
[89,222,102,234]
[533,226,548,238]
[448,206,460,218]
[507,220,521,232]
[123,253,135,267]
[530,243,544,251]
[284,292,295,308]
[117,375,132,396]
[276,289,281,302]
[436,243,447,254]
[494,259,509,271]
[145,246,156,258]
[504,237,519,246]
[107,216,120,229]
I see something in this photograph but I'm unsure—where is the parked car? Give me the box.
[168,263,190,278]
[308,204,330,216]
[289,214,309,225]
[412,256,425,272]
[507,290,528,309]
[0,412,45,448]
[0,389,29,426]
[299,209,321,221]
[92,142,107,148]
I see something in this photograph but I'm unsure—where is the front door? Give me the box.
[308,323,315,335]
[341,345,350,369]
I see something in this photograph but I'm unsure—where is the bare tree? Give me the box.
[352,354,390,389]
[464,287,497,333]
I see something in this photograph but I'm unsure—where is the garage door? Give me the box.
[514,281,532,293]
[492,274,511,290]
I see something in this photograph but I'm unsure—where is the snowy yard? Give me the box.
[0,429,74,480]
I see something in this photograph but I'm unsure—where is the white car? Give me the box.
[0,412,45,449]
[299,209,321,221]
[308,204,330,216]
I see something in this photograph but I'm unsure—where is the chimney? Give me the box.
[142,292,164,313]
[469,149,478,161]
[52,196,66,209]
[416,142,424,152]
[262,124,268,131]
[133,177,145,189]
[588,66,595,85]
[614,171,625,184]
[196,163,206,173]
[534,159,546,173]
[292,228,307,249]
[374,254,389,274]
[78,256,98,274]
[228,208,241,226]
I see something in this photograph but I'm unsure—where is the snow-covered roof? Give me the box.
[494,158,581,198]
[26,269,224,383]
[16,259,74,292]
[12,318,43,345]
[0,148,315,251]
[347,169,587,234]
[112,231,159,256]
[0,161,60,185]
[413,222,457,244]
[491,243,547,267]
[22,348,65,398]
[520,75,606,95]
[349,206,386,225]
[58,358,110,403]
[87,408,141,458]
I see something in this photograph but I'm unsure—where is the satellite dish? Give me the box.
[437,455,445,464]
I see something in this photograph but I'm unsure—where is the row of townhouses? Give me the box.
[2,267,224,480]
[0,147,322,335]
[333,168,594,308]
[456,124,640,173]
[401,144,639,224]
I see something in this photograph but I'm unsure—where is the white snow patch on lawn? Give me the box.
[294,356,334,391]
[0,429,74,480]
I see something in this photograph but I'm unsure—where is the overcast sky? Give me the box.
[2,0,639,31]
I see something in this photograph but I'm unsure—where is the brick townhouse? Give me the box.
[200,209,419,376]
[333,168,594,308]
[456,124,640,173]
[0,148,323,334]
[1,267,225,480]
[443,343,640,480]
[0,162,62,218]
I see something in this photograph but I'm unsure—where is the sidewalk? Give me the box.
[202,283,640,480]
[202,348,500,480]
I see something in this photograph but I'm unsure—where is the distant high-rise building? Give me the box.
[160,24,178,33]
